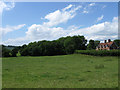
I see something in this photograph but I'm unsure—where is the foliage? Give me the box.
[87,40,100,50]
[16,51,21,57]
[114,39,120,47]
[2,36,119,57]
[94,40,100,47]
[64,36,87,54]
[0,45,2,57]
[4,45,16,50]
[87,40,95,50]
[2,45,12,57]
[75,50,120,56]
[19,35,87,56]
[11,46,21,57]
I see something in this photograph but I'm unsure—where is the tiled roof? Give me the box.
[99,41,113,47]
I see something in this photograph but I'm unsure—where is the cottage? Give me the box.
[96,39,118,50]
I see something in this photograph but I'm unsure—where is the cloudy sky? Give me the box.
[1,1,118,46]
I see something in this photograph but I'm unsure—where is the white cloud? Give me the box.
[89,3,95,7]
[82,3,95,14]
[0,0,15,14]
[62,4,73,11]
[43,10,74,27]
[97,15,104,22]
[1,24,26,35]
[70,17,118,41]
[83,10,89,14]
[3,17,118,46]
[0,1,6,13]
[1,4,118,46]
[43,4,82,27]
[26,24,67,40]
[67,25,82,30]
[2,37,30,46]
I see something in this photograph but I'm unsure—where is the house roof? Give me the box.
[99,41,114,47]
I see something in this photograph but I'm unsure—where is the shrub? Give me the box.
[2,47,12,57]
[75,50,120,56]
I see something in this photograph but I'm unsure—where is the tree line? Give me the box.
[1,35,120,57]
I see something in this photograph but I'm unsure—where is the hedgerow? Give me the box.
[75,50,120,56]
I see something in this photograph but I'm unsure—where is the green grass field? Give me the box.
[2,54,118,88]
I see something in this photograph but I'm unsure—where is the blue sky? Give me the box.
[1,2,118,46]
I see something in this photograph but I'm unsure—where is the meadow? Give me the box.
[2,54,118,88]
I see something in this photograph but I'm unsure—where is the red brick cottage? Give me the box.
[96,39,118,50]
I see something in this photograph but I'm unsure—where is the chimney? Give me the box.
[108,39,111,42]
[104,40,107,43]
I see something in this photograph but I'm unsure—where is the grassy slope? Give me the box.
[2,54,118,88]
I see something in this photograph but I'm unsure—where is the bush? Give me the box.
[19,35,87,56]
[75,50,120,56]
[2,47,12,57]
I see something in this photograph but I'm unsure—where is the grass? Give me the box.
[2,54,118,88]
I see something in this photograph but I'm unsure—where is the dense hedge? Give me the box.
[75,50,120,56]
[18,35,87,56]
[1,35,87,57]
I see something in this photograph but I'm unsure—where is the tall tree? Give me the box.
[114,39,120,47]
[19,35,87,56]
[87,40,95,50]
[64,35,87,54]
[94,40,100,48]
[2,46,12,57]
[11,47,21,57]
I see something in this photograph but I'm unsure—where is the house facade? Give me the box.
[96,39,118,50]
